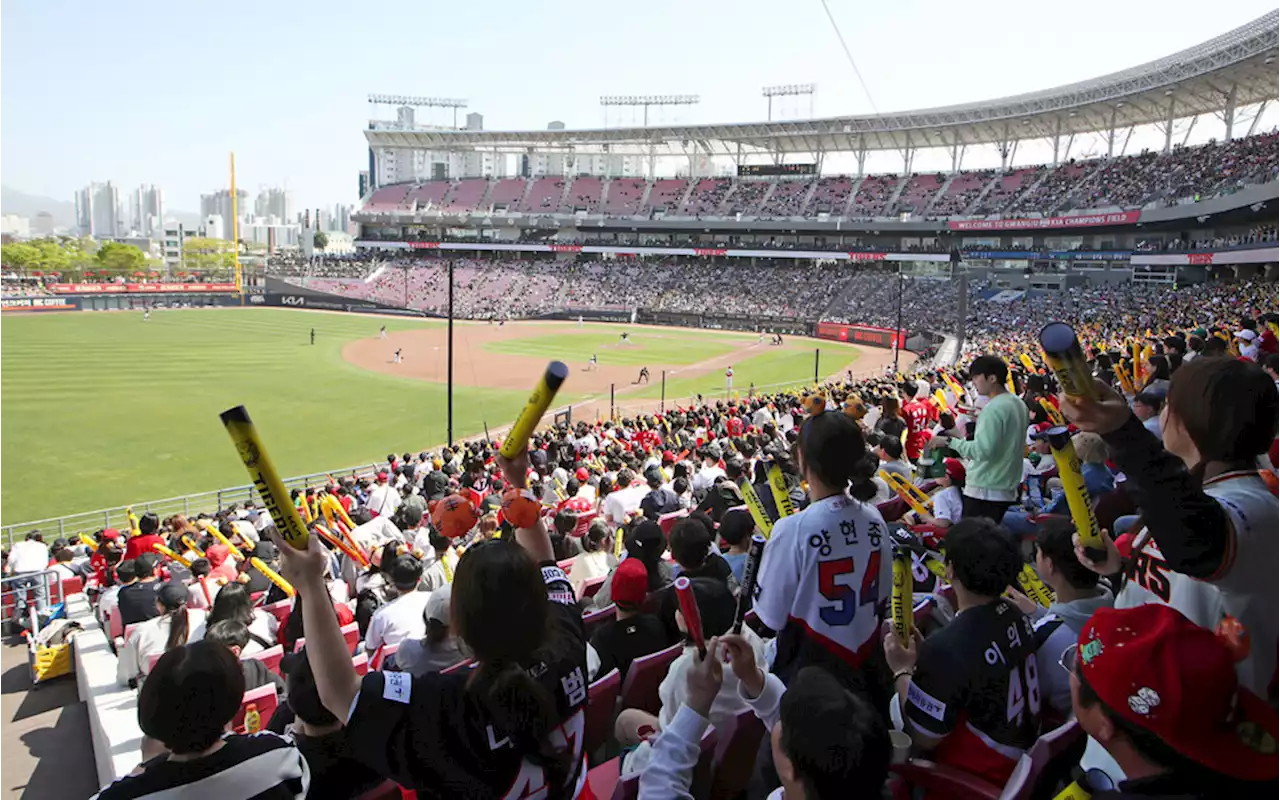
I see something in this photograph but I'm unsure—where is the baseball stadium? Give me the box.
[1,9,1278,800]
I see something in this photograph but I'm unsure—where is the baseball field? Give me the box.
[1,308,882,525]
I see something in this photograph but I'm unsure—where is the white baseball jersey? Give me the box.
[1116,471,1277,696]
[754,493,893,678]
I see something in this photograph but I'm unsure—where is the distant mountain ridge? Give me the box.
[2,185,76,228]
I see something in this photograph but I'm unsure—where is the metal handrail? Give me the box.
[1,569,68,623]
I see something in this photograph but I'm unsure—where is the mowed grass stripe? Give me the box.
[625,343,860,401]
[483,331,738,367]
[1,309,519,524]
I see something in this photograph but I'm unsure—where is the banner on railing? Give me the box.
[356,240,952,263]
[1,297,81,311]
[50,282,239,294]
[815,322,906,349]
[947,211,1141,232]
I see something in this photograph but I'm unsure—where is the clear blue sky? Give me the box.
[2,0,1274,212]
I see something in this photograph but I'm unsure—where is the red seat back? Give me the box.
[889,760,1002,800]
[246,644,285,676]
[61,576,85,596]
[371,642,400,671]
[354,780,406,800]
[709,707,766,800]
[440,658,475,675]
[352,652,370,676]
[580,576,607,601]
[618,643,682,715]
[249,591,267,605]
[557,558,576,572]
[1000,720,1084,800]
[584,668,620,756]
[341,621,360,654]
[123,622,141,642]
[657,509,688,536]
[107,609,125,640]
[231,684,279,734]
[262,599,293,628]
[582,605,617,640]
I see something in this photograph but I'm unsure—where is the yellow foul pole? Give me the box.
[230,152,242,295]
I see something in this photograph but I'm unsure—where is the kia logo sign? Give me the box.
[249,295,265,304]
[281,296,306,306]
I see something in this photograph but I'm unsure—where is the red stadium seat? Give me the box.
[1000,720,1084,800]
[579,576,607,601]
[618,643,682,716]
[888,760,1002,800]
[341,621,359,654]
[657,509,688,536]
[440,659,475,675]
[231,684,279,734]
[584,668,620,758]
[371,642,400,671]
[245,644,285,676]
[61,576,85,596]
[354,780,406,800]
[709,707,766,800]
[123,622,141,642]
[262,598,293,628]
[557,558,576,573]
[352,652,370,676]
[106,609,124,641]
[249,591,267,605]
[582,605,616,640]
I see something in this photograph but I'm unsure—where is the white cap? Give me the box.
[1235,329,1257,342]
[425,584,452,624]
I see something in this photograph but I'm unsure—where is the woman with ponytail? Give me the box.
[271,447,589,799]
[753,410,893,700]
[116,583,207,686]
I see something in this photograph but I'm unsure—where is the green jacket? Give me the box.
[949,392,1029,494]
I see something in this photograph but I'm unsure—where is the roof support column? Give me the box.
[1063,132,1075,162]
[855,137,867,176]
[1120,125,1135,156]
[996,122,1012,171]
[1106,106,1119,158]
[1222,84,1238,141]
[1248,100,1269,137]
[1162,94,1176,153]
[1050,117,1063,166]
[1182,115,1198,147]
[901,130,915,175]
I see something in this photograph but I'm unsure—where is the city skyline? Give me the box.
[3,0,1277,212]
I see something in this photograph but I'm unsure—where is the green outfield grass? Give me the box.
[624,341,860,401]
[483,329,742,366]
[0,309,532,524]
[0,311,858,525]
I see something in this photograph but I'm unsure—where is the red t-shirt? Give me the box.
[902,400,938,460]
[726,416,745,437]
[122,533,164,562]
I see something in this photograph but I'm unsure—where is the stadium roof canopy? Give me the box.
[365,12,1277,166]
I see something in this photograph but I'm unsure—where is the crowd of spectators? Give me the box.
[352,133,1278,223]
[30,274,1278,797]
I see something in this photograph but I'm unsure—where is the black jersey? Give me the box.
[346,564,588,799]
[903,598,1041,786]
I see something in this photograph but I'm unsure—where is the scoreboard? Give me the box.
[737,163,818,177]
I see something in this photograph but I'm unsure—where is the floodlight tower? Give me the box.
[599,95,700,179]
[761,84,815,121]
[368,94,469,128]
[599,94,700,127]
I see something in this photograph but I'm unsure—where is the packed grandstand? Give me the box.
[356,132,1278,222]
[4,12,1280,800]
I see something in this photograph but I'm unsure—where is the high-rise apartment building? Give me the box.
[75,182,121,237]
[254,188,294,223]
[130,185,164,236]
[199,189,249,241]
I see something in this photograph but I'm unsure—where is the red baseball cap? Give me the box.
[101,528,121,541]
[611,557,649,609]
[943,457,966,483]
[1077,604,1278,781]
[661,450,676,464]
[376,471,389,482]
[575,467,590,482]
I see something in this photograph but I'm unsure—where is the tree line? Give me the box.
[1,236,239,280]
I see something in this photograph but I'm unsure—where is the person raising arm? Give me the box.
[271,447,589,799]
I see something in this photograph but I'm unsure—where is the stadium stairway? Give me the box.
[797,178,821,217]
[840,175,866,216]
[963,171,1006,215]
[922,173,957,216]
[1,607,100,799]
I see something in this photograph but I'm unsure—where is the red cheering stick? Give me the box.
[674,576,706,659]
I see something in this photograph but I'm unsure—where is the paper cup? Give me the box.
[889,730,912,764]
